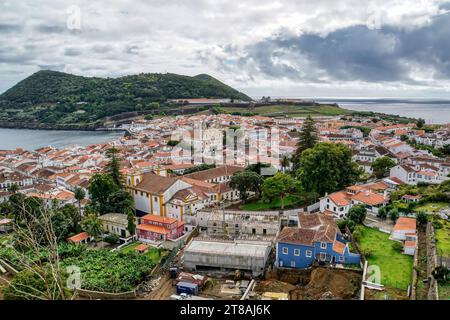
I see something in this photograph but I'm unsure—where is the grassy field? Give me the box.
[415,202,449,213]
[358,227,413,290]
[120,242,167,264]
[439,283,450,300]
[240,195,302,211]
[435,219,450,257]
[221,104,352,117]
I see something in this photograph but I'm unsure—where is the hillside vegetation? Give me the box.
[0,70,251,127]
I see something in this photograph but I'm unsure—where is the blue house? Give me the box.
[276,213,360,269]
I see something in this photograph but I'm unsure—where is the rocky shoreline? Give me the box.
[0,121,126,132]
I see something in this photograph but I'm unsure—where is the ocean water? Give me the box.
[315,98,450,124]
[0,128,124,151]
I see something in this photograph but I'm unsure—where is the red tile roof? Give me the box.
[67,232,90,243]
[141,214,178,225]
[393,217,416,231]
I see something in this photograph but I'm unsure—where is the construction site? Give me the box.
[196,209,281,241]
[142,256,363,300]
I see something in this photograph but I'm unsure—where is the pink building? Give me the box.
[137,214,184,242]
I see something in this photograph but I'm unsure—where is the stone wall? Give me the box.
[426,222,439,300]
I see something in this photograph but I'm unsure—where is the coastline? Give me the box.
[0,121,127,132]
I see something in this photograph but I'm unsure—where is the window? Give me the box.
[320,242,327,249]
[154,197,158,202]
[282,247,288,255]
[305,250,312,258]
[290,261,296,268]
[339,256,345,262]
[294,249,300,256]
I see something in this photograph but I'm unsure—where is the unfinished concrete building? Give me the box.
[183,239,272,277]
[197,210,281,240]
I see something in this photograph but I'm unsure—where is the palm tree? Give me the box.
[74,187,86,222]
[80,213,102,241]
[280,155,290,173]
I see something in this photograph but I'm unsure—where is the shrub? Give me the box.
[360,248,373,259]
[416,212,428,225]
[432,266,449,284]
[104,234,120,245]
[392,242,404,253]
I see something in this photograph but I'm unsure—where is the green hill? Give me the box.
[0,70,251,128]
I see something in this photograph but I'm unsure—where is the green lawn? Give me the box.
[415,202,449,213]
[358,227,413,290]
[120,242,166,264]
[435,219,450,257]
[221,104,351,117]
[240,195,302,211]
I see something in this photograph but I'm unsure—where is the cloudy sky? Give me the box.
[2,0,450,98]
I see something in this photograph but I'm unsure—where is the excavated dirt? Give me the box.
[255,280,297,294]
[290,268,361,300]
[263,267,361,300]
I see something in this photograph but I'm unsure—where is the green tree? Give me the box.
[392,241,404,253]
[51,204,78,241]
[280,155,290,173]
[347,204,367,224]
[245,162,272,176]
[3,268,67,300]
[389,208,400,222]
[167,140,179,147]
[416,118,425,129]
[74,187,86,227]
[377,206,388,220]
[416,212,428,225]
[88,174,120,214]
[371,157,396,178]
[127,210,136,236]
[105,147,123,188]
[297,143,362,196]
[229,171,263,202]
[432,265,449,284]
[261,172,297,210]
[104,233,120,245]
[80,213,103,239]
[292,115,318,169]
[8,184,19,194]
[106,190,134,214]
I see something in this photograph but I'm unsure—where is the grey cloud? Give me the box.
[225,10,450,84]
[124,45,140,55]
[34,24,66,34]
[64,47,82,56]
[91,44,113,54]
[38,64,66,71]
[0,47,34,64]
[0,24,22,33]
